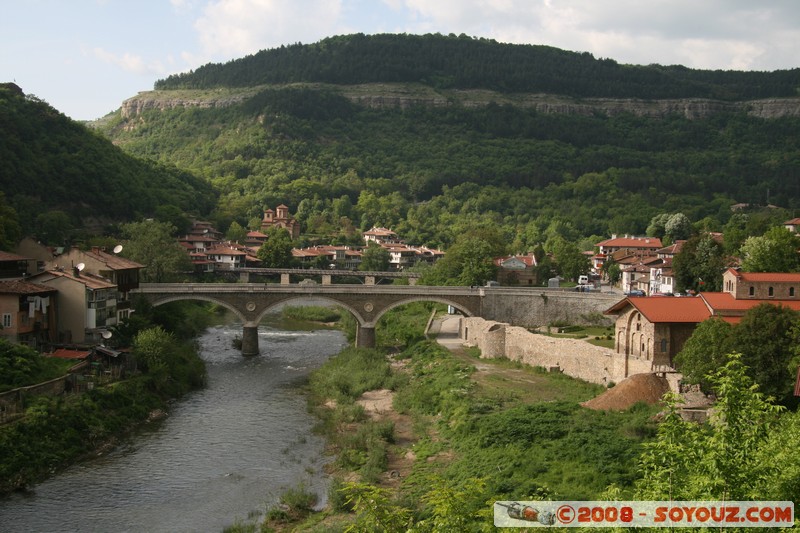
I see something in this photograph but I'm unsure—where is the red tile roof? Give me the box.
[84,248,144,270]
[48,348,91,360]
[725,269,800,283]
[596,236,662,248]
[0,251,29,261]
[0,280,57,295]
[631,297,712,323]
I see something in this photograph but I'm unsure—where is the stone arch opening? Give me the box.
[145,295,247,323]
[369,296,474,328]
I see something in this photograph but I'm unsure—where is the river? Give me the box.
[0,310,348,532]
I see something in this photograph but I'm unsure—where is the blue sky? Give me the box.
[3,0,799,121]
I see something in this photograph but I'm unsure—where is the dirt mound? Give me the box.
[582,373,670,411]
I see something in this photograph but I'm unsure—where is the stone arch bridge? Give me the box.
[133,283,620,356]
[134,283,483,355]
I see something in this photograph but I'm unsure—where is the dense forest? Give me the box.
[157,33,800,100]
[0,83,217,245]
[3,34,800,253]
[102,83,800,250]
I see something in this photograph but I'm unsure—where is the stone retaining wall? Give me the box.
[462,317,681,391]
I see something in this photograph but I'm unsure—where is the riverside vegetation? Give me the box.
[0,300,214,493]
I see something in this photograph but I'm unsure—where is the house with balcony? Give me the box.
[205,244,248,270]
[48,246,143,322]
[29,268,118,345]
[0,279,58,349]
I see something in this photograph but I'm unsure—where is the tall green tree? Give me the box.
[121,220,192,282]
[664,212,692,241]
[257,227,294,267]
[421,229,504,286]
[672,234,726,292]
[733,303,800,403]
[360,242,390,271]
[225,221,247,244]
[34,210,73,246]
[740,226,800,272]
[0,192,21,251]
[673,317,736,393]
[551,236,589,282]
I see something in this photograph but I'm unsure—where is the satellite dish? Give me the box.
[101,330,113,339]
[76,263,85,271]
[113,244,123,254]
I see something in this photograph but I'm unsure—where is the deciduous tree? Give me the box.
[121,220,192,282]
[740,226,800,273]
[257,227,294,268]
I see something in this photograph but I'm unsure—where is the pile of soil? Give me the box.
[582,373,671,411]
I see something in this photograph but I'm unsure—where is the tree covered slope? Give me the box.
[0,83,217,238]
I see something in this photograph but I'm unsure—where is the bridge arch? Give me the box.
[143,294,247,323]
[368,296,474,327]
[251,295,366,326]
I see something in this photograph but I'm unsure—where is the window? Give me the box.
[661,339,667,352]
[791,287,795,297]
[769,286,774,297]
[2,314,11,328]
[749,286,755,296]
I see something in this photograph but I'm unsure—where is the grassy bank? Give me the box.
[243,305,659,531]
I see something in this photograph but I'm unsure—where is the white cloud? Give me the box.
[194,0,344,59]
[91,47,167,76]
[388,0,800,69]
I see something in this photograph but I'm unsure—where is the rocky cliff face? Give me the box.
[119,85,800,120]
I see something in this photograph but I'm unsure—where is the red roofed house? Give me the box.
[494,254,539,286]
[605,268,800,374]
[0,280,58,349]
[593,235,662,274]
[784,217,800,233]
[205,244,247,270]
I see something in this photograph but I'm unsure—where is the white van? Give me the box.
[578,275,589,285]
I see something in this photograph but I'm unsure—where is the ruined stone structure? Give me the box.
[461,317,681,392]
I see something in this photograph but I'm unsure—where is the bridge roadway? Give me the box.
[134,283,484,355]
[236,267,420,285]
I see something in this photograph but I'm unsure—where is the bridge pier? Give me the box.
[356,324,376,349]
[241,324,259,356]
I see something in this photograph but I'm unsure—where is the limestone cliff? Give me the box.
[119,83,800,120]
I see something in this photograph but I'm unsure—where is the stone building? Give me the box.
[261,205,300,239]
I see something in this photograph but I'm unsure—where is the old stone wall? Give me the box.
[480,290,621,328]
[462,317,680,391]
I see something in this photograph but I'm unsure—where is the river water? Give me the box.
[0,311,348,532]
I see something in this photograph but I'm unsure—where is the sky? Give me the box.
[3,0,799,121]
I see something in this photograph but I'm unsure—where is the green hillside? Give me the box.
[0,83,217,243]
[98,35,800,250]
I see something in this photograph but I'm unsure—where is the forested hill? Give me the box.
[0,83,217,242]
[156,33,800,100]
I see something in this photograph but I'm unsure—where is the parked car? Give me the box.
[625,289,646,296]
